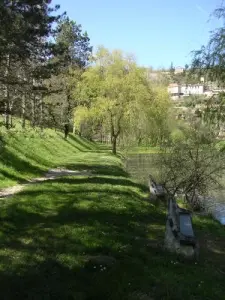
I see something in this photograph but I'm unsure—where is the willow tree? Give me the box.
[75,47,170,154]
[126,84,171,146]
[192,5,225,84]
[191,4,225,133]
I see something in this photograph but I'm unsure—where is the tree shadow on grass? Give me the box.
[0,257,85,300]
[0,177,224,299]
[0,148,44,182]
[64,163,129,177]
[53,176,149,192]
[68,134,97,151]
[0,168,25,183]
[0,207,166,300]
[7,143,53,169]
[64,138,85,152]
[0,174,167,299]
[63,138,111,153]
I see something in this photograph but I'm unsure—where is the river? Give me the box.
[125,153,225,225]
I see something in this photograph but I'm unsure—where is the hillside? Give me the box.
[0,128,224,299]
[0,128,99,188]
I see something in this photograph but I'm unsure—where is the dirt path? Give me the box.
[0,168,92,199]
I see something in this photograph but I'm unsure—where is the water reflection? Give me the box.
[125,154,161,185]
[125,153,225,224]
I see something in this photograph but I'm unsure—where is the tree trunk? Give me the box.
[138,137,142,146]
[112,135,117,155]
[110,112,121,155]
[21,94,26,129]
[31,96,36,128]
[4,54,10,129]
[39,97,43,130]
[31,79,36,128]
[4,99,10,129]
[73,124,75,134]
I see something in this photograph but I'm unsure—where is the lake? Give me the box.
[125,153,225,224]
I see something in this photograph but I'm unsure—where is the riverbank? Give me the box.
[126,151,225,225]
[0,130,224,299]
[123,146,162,155]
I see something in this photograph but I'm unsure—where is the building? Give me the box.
[174,66,184,74]
[168,83,205,99]
[168,83,180,97]
[180,84,204,96]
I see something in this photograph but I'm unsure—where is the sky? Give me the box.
[52,0,224,69]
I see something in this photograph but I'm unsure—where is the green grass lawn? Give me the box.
[0,129,225,299]
[123,146,162,155]
[0,127,100,188]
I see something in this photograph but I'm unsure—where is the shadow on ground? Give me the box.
[0,161,167,300]
[0,162,224,299]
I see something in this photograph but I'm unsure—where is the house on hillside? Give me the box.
[174,66,184,74]
[181,84,204,96]
[168,83,205,100]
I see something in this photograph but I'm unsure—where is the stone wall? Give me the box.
[164,198,199,259]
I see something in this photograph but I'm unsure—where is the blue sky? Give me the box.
[52,0,223,69]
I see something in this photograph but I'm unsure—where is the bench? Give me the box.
[165,198,197,258]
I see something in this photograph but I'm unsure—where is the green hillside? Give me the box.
[0,128,224,299]
[0,128,99,188]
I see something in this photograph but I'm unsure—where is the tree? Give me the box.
[191,4,225,85]
[169,62,175,73]
[45,17,92,131]
[122,85,171,147]
[75,47,143,153]
[0,0,63,129]
[55,17,92,69]
[190,4,225,133]
[75,47,171,154]
[158,123,225,210]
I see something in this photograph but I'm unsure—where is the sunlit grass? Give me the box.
[0,127,106,188]
[123,146,162,154]
[0,151,224,299]
[0,126,224,299]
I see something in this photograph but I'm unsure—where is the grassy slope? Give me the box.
[123,146,161,155]
[0,129,224,299]
[0,128,99,188]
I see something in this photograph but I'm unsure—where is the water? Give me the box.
[125,153,225,225]
[125,153,161,185]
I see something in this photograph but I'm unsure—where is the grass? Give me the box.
[0,127,101,188]
[123,146,162,155]
[0,127,224,299]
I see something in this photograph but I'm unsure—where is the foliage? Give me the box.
[192,5,225,85]
[158,123,225,210]
[189,5,225,133]
[0,1,64,129]
[43,17,92,129]
[75,47,171,153]
[0,0,61,61]
[55,17,92,69]
[0,2,92,132]
[168,62,199,85]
